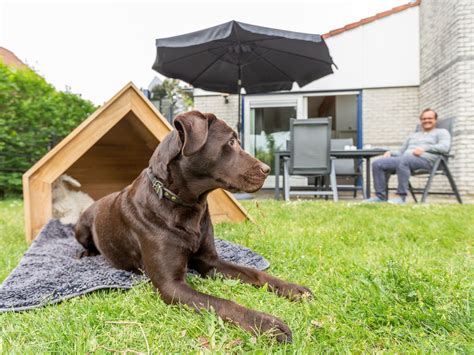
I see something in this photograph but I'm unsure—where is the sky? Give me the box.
[1,0,410,104]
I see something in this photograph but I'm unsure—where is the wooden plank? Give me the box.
[208,189,251,223]
[22,174,32,242]
[26,178,52,243]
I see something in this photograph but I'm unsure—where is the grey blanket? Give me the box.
[0,219,269,312]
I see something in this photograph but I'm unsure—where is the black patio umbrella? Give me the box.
[152,20,336,140]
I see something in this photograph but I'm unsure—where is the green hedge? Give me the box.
[0,61,96,196]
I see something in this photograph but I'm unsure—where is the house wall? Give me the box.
[298,6,420,92]
[362,87,420,150]
[194,94,239,130]
[419,0,474,197]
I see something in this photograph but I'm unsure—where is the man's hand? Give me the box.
[383,151,391,158]
[413,147,425,156]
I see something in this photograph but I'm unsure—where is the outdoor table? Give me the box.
[274,148,387,200]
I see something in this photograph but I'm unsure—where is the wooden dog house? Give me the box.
[23,82,250,243]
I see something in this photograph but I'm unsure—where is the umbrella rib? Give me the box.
[159,44,225,65]
[258,46,334,66]
[189,52,228,86]
[246,50,294,82]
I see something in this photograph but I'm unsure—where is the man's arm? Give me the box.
[389,136,410,157]
[426,129,451,155]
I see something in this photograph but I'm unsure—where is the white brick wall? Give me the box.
[419,0,474,198]
[194,94,240,130]
[363,87,420,150]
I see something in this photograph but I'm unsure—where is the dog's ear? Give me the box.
[149,129,182,179]
[173,111,209,156]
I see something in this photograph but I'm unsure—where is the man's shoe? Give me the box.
[388,197,406,204]
[363,196,385,203]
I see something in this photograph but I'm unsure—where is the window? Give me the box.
[250,106,296,173]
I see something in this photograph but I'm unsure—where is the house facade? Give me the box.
[194,0,474,197]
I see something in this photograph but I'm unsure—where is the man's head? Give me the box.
[151,111,270,195]
[419,108,438,131]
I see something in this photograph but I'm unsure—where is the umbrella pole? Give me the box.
[237,67,243,146]
[238,85,242,143]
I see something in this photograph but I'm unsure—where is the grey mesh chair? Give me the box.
[331,138,363,198]
[386,117,462,203]
[283,118,338,201]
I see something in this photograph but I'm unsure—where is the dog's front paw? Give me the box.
[76,249,99,259]
[273,282,313,301]
[246,311,292,343]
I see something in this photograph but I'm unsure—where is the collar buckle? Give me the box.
[152,181,163,199]
[146,167,193,206]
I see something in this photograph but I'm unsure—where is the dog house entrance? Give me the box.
[65,111,159,200]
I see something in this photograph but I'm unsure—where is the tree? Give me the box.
[0,61,96,195]
[151,79,193,117]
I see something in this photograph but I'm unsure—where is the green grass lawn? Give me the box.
[0,198,473,353]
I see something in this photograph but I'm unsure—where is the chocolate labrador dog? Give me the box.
[75,110,311,342]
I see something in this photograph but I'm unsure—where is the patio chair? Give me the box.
[283,118,338,201]
[331,138,363,198]
[387,117,462,203]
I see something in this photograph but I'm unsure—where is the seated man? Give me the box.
[366,108,451,204]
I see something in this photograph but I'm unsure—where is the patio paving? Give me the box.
[240,189,473,203]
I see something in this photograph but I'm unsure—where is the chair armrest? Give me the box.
[430,152,454,158]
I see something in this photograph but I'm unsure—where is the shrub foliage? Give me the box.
[0,61,96,195]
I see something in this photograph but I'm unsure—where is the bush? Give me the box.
[0,61,96,196]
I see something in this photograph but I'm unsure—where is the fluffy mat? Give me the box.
[0,219,269,312]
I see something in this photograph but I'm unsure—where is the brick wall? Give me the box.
[419,0,474,197]
[194,94,240,130]
[363,87,420,150]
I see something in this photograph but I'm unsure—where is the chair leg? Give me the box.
[421,159,441,203]
[330,160,339,202]
[314,176,320,198]
[283,158,290,201]
[441,160,463,204]
[360,174,366,199]
[408,182,417,203]
[323,176,329,200]
[353,176,357,198]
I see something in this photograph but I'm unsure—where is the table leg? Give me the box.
[274,153,280,200]
[366,157,371,198]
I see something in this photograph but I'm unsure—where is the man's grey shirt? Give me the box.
[392,128,451,165]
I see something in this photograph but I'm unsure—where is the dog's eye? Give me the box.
[229,138,235,146]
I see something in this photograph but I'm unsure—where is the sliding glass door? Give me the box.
[249,106,296,174]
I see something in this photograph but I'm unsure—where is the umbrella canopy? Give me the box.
[152,20,335,95]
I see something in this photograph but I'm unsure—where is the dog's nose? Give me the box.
[259,163,271,175]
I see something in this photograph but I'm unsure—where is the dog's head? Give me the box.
[150,110,270,194]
